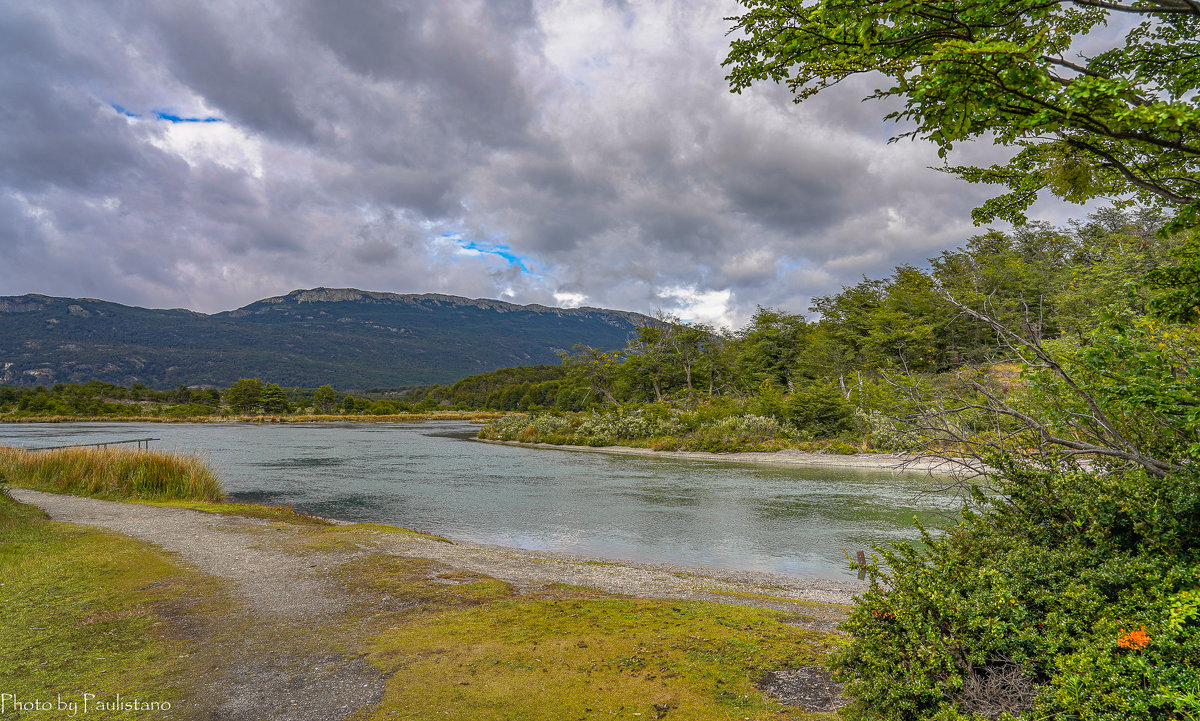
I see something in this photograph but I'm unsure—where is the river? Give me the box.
[0,421,962,579]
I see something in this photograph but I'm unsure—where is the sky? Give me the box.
[0,0,1089,328]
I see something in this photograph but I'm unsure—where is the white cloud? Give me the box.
[553,290,587,307]
[659,285,733,328]
[147,119,265,179]
[0,0,1052,325]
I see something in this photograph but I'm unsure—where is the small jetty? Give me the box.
[21,438,160,451]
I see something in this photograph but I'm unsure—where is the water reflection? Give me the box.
[0,421,962,579]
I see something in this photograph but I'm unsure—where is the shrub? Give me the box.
[781,383,854,436]
[853,408,910,452]
[162,402,218,418]
[834,459,1200,721]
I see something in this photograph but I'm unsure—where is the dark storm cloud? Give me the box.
[0,0,1013,327]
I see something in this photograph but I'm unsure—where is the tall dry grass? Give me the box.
[0,446,224,501]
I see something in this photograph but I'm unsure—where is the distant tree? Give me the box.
[312,384,338,414]
[562,345,624,406]
[193,388,221,407]
[225,378,264,414]
[260,383,290,414]
[1147,231,1200,322]
[624,325,678,402]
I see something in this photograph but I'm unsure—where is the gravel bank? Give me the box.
[477,438,966,474]
[9,487,383,721]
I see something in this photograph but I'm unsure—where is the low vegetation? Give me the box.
[478,397,869,455]
[0,446,223,501]
[364,584,838,720]
[0,492,218,718]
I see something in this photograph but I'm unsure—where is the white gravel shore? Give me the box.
[477,438,966,474]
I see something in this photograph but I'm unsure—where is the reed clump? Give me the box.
[0,446,224,501]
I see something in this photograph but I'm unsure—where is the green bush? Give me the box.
[834,458,1200,721]
[780,383,854,436]
[162,402,218,417]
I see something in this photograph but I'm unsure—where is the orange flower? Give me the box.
[1117,626,1150,650]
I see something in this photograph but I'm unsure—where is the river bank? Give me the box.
[6,487,853,719]
[477,438,967,475]
[10,487,865,608]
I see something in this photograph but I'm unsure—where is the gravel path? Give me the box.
[10,488,345,619]
[12,488,866,717]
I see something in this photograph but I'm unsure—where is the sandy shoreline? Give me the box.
[477,438,965,474]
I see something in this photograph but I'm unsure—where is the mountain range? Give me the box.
[0,288,651,389]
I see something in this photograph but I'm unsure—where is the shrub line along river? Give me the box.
[0,421,961,579]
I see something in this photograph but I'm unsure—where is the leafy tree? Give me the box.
[561,345,624,406]
[312,384,338,414]
[260,383,290,414]
[1147,231,1200,322]
[224,378,264,414]
[669,321,713,393]
[733,307,809,390]
[624,325,679,402]
[192,388,221,407]
[725,0,1200,227]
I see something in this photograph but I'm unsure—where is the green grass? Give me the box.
[134,498,335,525]
[327,554,844,721]
[0,490,220,719]
[364,598,840,720]
[0,445,223,501]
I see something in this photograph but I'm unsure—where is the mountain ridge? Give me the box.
[0,288,651,389]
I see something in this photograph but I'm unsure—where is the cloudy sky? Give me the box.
[0,0,1079,327]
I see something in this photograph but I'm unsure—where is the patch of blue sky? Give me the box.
[110,104,223,123]
[153,110,223,123]
[440,233,533,274]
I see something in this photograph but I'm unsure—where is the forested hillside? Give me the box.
[0,288,648,389]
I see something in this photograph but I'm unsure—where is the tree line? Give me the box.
[0,379,430,418]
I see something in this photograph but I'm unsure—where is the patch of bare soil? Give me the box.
[758,666,849,713]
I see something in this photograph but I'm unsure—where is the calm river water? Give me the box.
[0,422,962,579]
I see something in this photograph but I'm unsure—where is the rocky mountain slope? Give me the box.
[0,288,649,389]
